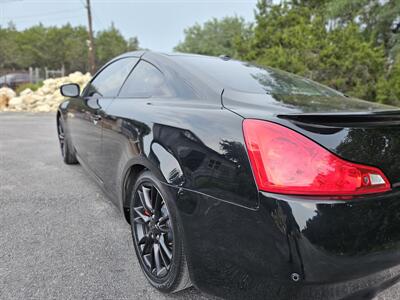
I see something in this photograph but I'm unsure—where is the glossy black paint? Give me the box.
[175,188,400,299]
[58,51,400,299]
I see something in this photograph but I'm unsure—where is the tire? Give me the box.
[129,171,191,293]
[57,116,78,165]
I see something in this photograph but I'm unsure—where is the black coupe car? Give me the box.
[57,51,400,300]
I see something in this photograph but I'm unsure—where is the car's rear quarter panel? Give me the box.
[169,186,400,300]
[101,97,259,210]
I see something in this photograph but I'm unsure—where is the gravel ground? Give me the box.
[0,112,399,300]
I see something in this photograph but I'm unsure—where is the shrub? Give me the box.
[15,81,43,95]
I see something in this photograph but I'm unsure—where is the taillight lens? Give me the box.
[243,119,391,196]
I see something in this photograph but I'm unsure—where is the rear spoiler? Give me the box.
[278,110,400,127]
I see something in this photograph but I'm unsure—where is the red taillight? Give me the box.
[243,119,391,196]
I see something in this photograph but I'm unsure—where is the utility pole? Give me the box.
[85,0,96,74]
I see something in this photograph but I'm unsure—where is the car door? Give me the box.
[68,57,139,179]
[101,60,174,199]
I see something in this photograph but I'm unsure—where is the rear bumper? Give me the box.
[171,185,400,299]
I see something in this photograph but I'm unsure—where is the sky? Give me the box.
[0,0,258,52]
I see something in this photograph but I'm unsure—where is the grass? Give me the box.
[15,82,43,95]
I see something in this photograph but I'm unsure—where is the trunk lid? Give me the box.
[223,89,400,187]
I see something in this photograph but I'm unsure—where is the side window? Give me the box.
[118,60,172,98]
[84,57,139,98]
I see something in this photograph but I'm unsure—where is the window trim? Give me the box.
[116,59,173,99]
[81,56,140,98]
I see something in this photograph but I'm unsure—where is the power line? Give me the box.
[91,7,106,29]
[0,0,23,3]
[8,13,84,26]
[78,0,105,29]
[2,8,82,21]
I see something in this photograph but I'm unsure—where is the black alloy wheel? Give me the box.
[57,117,78,165]
[133,183,174,278]
[57,120,66,158]
[130,171,191,293]
[132,182,173,278]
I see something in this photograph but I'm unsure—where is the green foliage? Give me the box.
[174,16,252,57]
[326,0,372,23]
[318,24,386,101]
[96,24,138,66]
[326,0,400,54]
[246,4,327,76]
[127,37,140,52]
[174,0,400,104]
[15,81,43,95]
[0,23,139,73]
[0,26,20,68]
[377,55,400,105]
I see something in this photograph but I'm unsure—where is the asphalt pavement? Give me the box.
[0,112,399,300]
[0,112,210,300]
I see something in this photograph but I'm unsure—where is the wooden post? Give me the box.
[86,0,96,74]
[29,67,33,83]
[35,68,39,83]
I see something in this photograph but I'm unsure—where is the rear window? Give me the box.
[175,55,342,97]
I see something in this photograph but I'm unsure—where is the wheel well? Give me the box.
[123,164,147,224]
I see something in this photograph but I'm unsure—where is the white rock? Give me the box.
[43,78,56,86]
[68,72,84,83]
[1,72,91,112]
[35,104,51,112]
[0,87,16,98]
[0,87,16,109]
[20,88,33,96]
[8,96,23,108]
[39,86,52,95]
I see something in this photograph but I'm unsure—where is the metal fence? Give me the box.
[0,66,65,84]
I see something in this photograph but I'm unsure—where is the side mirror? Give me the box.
[60,83,80,98]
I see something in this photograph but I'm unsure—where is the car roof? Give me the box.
[119,50,218,60]
[140,51,344,96]
[117,51,342,99]
[118,50,146,58]
[113,51,399,115]
[143,51,232,95]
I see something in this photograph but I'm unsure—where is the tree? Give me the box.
[326,0,400,58]
[244,3,327,77]
[0,24,139,74]
[14,24,49,68]
[96,24,139,67]
[325,0,400,103]
[174,16,252,58]
[319,24,386,101]
[127,37,140,51]
[238,0,388,101]
[0,24,19,69]
[62,25,90,73]
[377,54,400,104]
[174,0,393,102]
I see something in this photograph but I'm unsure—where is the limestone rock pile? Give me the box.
[0,87,16,110]
[1,72,91,112]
